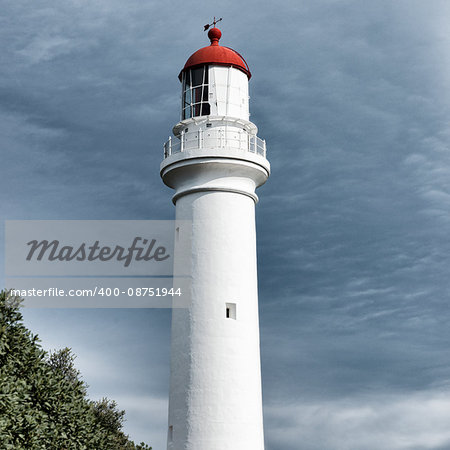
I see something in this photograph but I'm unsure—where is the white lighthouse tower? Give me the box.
[161,22,270,450]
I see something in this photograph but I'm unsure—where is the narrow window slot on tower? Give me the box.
[168,425,173,442]
[226,303,237,320]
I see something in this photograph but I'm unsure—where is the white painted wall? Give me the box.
[209,66,249,120]
[164,158,268,450]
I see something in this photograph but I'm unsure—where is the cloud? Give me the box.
[265,390,450,450]
[17,35,79,65]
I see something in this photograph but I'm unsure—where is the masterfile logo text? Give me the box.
[25,236,170,267]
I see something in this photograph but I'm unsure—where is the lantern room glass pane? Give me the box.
[184,87,192,106]
[202,103,210,115]
[193,87,202,103]
[184,70,192,87]
[191,67,203,87]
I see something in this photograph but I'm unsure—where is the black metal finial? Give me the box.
[204,17,223,31]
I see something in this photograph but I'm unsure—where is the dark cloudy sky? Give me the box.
[2,1,450,449]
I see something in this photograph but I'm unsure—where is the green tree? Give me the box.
[0,289,152,450]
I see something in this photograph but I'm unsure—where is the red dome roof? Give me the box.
[178,27,251,81]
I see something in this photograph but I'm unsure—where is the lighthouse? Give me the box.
[161,21,270,450]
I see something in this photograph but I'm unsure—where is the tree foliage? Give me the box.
[0,290,151,450]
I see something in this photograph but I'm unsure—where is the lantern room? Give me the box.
[179,27,251,122]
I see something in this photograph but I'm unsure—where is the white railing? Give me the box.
[163,129,267,159]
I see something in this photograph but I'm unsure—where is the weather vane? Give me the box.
[204,17,222,31]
